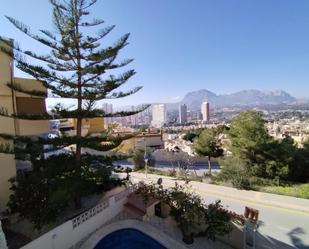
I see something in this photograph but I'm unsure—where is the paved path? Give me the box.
[130,172,309,249]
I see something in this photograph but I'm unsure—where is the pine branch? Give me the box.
[0,107,52,120]
[16,60,78,88]
[50,0,70,12]
[106,86,143,99]
[51,103,150,118]
[5,16,60,50]
[0,103,149,120]
[2,38,73,67]
[81,85,142,101]
[83,141,119,151]
[84,69,136,93]
[0,133,14,140]
[80,0,97,10]
[40,29,57,41]
[104,105,150,117]
[0,42,76,84]
[6,82,47,97]
[85,33,130,62]
[86,25,115,44]
[80,18,104,27]
[0,143,14,154]
[81,59,134,81]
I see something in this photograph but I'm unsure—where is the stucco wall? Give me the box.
[218,222,243,249]
[13,77,46,97]
[0,39,12,96]
[17,120,50,136]
[0,117,15,135]
[0,40,49,214]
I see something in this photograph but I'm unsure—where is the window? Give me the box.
[16,97,46,114]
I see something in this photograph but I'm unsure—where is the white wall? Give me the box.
[21,189,130,249]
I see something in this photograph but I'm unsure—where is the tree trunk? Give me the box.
[75,116,82,209]
[207,156,212,175]
[74,4,82,209]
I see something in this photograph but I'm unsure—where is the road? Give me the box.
[130,172,309,249]
[115,160,220,176]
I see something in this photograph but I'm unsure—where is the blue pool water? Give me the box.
[93,228,167,249]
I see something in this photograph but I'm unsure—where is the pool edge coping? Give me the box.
[79,219,188,249]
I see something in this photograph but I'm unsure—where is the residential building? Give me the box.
[116,129,164,152]
[201,101,210,122]
[151,104,166,128]
[0,39,49,213]
[179,104,187,124]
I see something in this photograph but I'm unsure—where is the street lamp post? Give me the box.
[143,138,149,178]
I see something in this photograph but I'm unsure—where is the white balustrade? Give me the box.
[72,199,109,229]
[21,187,132,249]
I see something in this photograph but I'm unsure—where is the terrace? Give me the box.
[17,183,254,249]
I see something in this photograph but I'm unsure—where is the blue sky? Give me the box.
[1,0,309,107]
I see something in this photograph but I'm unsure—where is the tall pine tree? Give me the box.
[0,0,148,228]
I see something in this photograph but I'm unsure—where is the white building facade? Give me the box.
[151,104,167,128]
[201,101,210,122]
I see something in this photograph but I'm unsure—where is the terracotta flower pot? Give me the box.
[182,232,194,244]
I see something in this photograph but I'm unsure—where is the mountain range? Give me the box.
[165,89,300,111]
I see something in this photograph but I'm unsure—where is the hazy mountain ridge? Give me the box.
[165,89,298,110]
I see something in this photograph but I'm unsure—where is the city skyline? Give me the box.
[1,0,309,108]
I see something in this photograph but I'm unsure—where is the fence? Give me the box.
[21,187,132,249]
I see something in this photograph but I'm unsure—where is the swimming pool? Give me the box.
[93,228,167,249]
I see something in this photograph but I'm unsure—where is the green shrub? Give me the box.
[249,176,275,187]
[218,157,252,189]
[261,183,309,199]
[231,176,251,190]
[168,169,177,177]
[129,147,155,171]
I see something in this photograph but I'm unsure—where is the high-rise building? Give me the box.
[201,101,210,122]
[179,104,187,124]
[151,104,166,128]
[102,103,113,124]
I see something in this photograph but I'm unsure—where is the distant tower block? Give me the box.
[201,102,210,122]
[179,104,187,124]
[102,103,113,124]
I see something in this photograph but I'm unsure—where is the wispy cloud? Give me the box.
[170,96,181,101]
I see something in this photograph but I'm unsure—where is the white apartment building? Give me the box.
[151,104,167,128]
[201,101,210,122]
